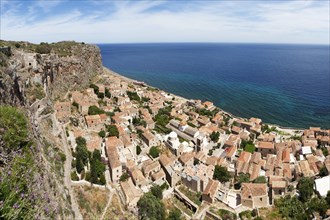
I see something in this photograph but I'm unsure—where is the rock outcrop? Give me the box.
[0,41,102,106]
[0,40,103,219]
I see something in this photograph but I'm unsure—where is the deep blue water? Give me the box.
[99,43,330,129]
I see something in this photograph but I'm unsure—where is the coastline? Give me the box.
[102,67,305,134]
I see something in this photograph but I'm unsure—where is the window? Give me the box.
[260,198,262,201]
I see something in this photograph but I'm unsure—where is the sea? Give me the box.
[98,43,330,129]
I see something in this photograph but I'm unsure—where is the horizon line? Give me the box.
[94,41,330,46]
[1,38,329,46]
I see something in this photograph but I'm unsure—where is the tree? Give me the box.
[90,84,99,95]
[319,166,329,177]
[167,208,182,220]
[149,146,160,158]
[307,197,328,217]
[137,192,165,220]
[141,97,150,103]
[297,177,314,203]
[136,145,142,155]
[275,196,307,220]
[241,140,255,153]
[88,105,104,115]
[322,148,329,156]
[325,190,330,207]
[106,125,119,138]
[154,106,172,127]
[253,176,266,184]
[97,93,104,99]
[127,91,140,102]
[98,130,106,138]
[0,106,28,149]
[150,184,163,199]
[105,88,111,98]
[99,174,106,185]
[213,165,231,183]
[75,137,89,174]
[76,155,84,174]
[76,136,86,147]
[210,131,220,142]
[237,173,250,184]
[133,117,147,127]
[89,150,105,184]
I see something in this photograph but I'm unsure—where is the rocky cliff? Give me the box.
[0,40,102,106]
[0,40,103,219]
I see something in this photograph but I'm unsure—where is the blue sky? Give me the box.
[0,0,329,44]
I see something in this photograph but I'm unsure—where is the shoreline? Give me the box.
[102,67,306,133]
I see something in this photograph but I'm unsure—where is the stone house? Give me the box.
[106,137,123,183]
[202,179,221,203]
[241,183,268,209]
[257,141,275,158]
[54,101,71,123]
[120,178,143,210]
[141,131,157,147]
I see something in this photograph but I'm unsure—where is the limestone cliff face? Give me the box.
[0,41,102,106]
[0,41,103,219]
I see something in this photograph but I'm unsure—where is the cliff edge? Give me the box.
[0,40,103,219]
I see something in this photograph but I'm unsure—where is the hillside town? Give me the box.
[54,72,330,219]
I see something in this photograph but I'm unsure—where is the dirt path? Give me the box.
[59,122,83,219]
[100,189,115,220]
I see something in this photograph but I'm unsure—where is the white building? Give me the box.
[315,175,330,197]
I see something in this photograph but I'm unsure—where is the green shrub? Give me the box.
[99,174,106,185]
[150,184,163,199]
[120,173,130,182]
[210,131,220,142]
[137,193,165,220]
[0,106,28,149]
[127,91,140,102]
[239,210,252,219]
[149,146,160,158]
[90,84,99,94]
[253,176,266,184]
[213,165,231,183]
[105,88,111,98]
[72,101,79,109]
[35,43,51,54]
[88,105,104,115]
[97,93,104,99]
[98,130,106,138]
[85,171,91,181]
[0,148,39,219]
[137,145,142,155]
[106,124,119,138]
[59,152,66,162]
[218,209,236,220]
[71,171,79,181]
